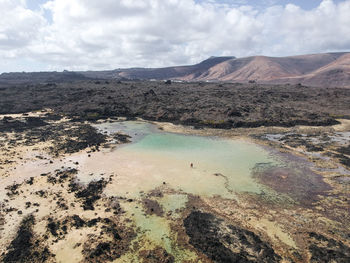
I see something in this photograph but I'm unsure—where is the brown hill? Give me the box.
[297,53,350,87]
[188,53,349,86]
[110,52,350,87]
[115,56,235,80]
[1,52,349,87]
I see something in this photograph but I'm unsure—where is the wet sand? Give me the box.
[1,116,350,262]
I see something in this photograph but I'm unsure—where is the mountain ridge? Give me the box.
[1,52,350,87]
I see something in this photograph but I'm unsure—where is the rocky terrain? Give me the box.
[0,79,349,262]
[1,81,350,129]
[0,114,349,262]
[0,71,89,85]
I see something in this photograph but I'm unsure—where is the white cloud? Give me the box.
[257,0,350,55]
[0,0,44,49]
[0,0,350,72]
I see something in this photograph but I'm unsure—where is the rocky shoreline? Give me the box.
[0,87,350,262]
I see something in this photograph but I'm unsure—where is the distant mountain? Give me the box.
[106,52,350,87]
[1,52,349,87]
[207,52,350,87]
[113,56,236,80]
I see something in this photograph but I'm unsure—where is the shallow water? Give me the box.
[120,202,197,262]
[94,121,281,199]
[2,120,330,262]
[158,194,188,217]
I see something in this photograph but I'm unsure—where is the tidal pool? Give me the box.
[90,122,298,261]
[2,120,329,262]
[92,121,281,199]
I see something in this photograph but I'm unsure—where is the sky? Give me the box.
[0,0,349,72]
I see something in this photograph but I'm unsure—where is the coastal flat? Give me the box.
[0,81,349,262]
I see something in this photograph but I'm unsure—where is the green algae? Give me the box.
[158,194,188,217]
[118,201,197,262]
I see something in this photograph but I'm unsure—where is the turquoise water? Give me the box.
[96,121,157,142]
[92,121,293,261]
[97,121,280,196]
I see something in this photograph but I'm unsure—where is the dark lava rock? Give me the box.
[337,145,350,156]
[113,133,131,144]
[26,177,34,185]
[305,144,324,152]
[89,242,111,258]
[337,154,350,168]
[142,199,164,217]
[56,168,78,183]
[47,218,60,237]
[87,218,100,227]
[5,183,21,196]
[1,81,349,129]
[0,117,48,133]
[308,232,350,263]
[71,215,86,228]
[1,117,106,156]
[73,179,108,210]
[35,190,47,198]
[183,211,281,263]
[47,175,57,185]
[139,246,175,263]
[82,218,135,263]
[2,215,54,263]
[53,124,106,155]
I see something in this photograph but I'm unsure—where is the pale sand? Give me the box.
[69,148,238,199]
[0,109,53,120]
[333,119,350,132]
[1,118,349,262]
